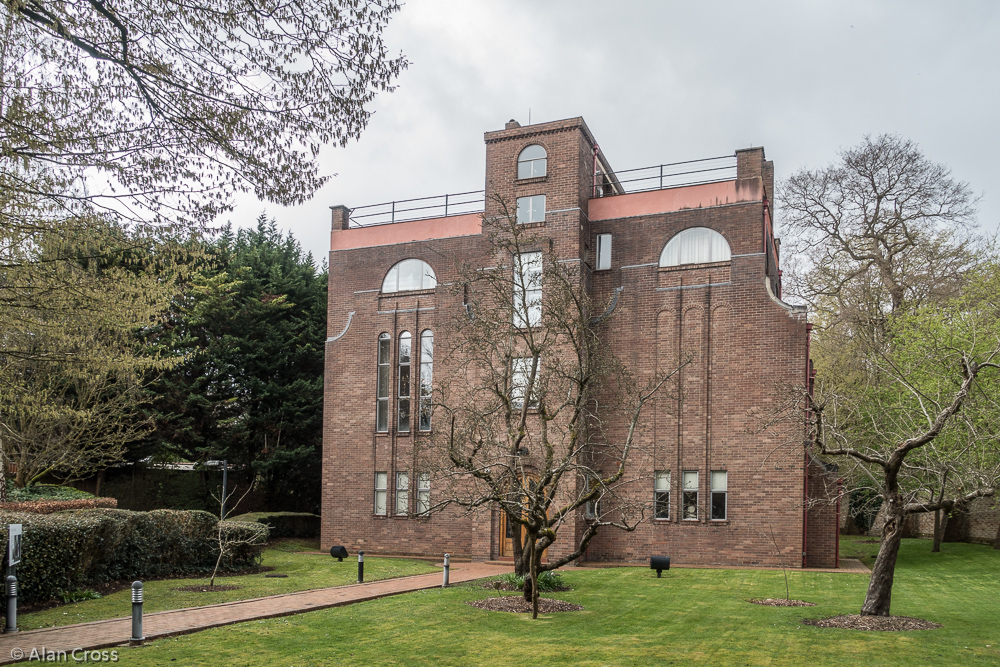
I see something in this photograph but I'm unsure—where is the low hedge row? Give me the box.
[0,509,269,605]
[230,512,319,539]
[0,498,118,514]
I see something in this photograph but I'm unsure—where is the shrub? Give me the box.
[229,512,319,539]
[0,509,268,604]
[0,498,118,514]
[8,485,95,501]
[492,571,567,592]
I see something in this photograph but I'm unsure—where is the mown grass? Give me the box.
[19,539,437,630]
[110,537,1000,667]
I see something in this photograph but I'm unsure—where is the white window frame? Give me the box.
[514,251,542,328]
[376,333,390,432]
[511,357,539,410]
[416,472,431,514]
[397,331,411,433]
[682,470,699,520]
[517,145,547,179]
[418,330,433,431]
[654,470,670,520]
[374,472,388,515]
[711,470,728,521]
[516,195,546,224]
[596,233,612,270]
[659,227,731,267]
[396,471,409,515]
[382,259,437,293]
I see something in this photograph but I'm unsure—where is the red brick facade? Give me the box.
[322,117,839,568]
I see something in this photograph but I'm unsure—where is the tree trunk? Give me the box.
[530,541,540,620]
[95,469,105,497]
[862,502,905,616]
[513,522,528,576]
[993,520,1000,550]
[932,510,949,552]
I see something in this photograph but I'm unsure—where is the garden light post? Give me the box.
[442,553,450,588]
[5,575,17,633]
[130,581,144,644]
[357,551,364,583]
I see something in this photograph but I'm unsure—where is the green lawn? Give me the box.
[19,540,438,630]
[109,537,999,667]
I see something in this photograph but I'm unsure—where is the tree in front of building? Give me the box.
[423,199,687,619]
[775,135,1000,617]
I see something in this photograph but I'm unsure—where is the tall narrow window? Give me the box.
[376,333,390,432]
[682,471,699,520]
[514,252,542,327]
[419,330,434,431]
[584,472,602,520]
[398,332,411,432]
[711,471,728,520]
[511,357,539,410]
[654,471,670,519]
[596,233,612,270]
[374,472,388,515]
[396,471,409,515]
[416,473,431,514]
[516,195,546,224]
[517,145,547,179]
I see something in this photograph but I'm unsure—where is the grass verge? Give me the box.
[109,537,1000,667]
[19,539,438,630]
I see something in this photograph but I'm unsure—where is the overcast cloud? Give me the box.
[230,0,1000,263]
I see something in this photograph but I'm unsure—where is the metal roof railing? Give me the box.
[349,190,485,227]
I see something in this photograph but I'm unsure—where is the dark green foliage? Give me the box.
[492,571,567,592]
[99,467,254,513]
[138,217,326,513]
[230,512,320,539]
[0,509,268,604]
[58,589,101,603]
[8,485,95,501]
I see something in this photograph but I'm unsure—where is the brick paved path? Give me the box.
[0,562,509,664]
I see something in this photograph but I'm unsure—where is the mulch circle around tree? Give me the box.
[467,596,584,613]
[747,598,816,607]
[174,585,242,593]
[803,615,942,631]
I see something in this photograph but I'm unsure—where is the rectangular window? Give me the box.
[514,251,542,327]
[396,471,409,515]
[596,233,612,270]
[711,471,728,520]
[398,333,411,432]
[682,470,698,520]
[511,357,539,410]
[416,472,431,514]
[516,194,546,224]
[376,334,390,432]
[654,470,670,519]
[584,473,601,520]
[418,330,433,431]
[374,472,388,515]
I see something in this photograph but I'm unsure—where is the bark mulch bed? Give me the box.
[467,596,584,613]
[174,584,242,593]
[803,615,942,631]
[747,598,816,607]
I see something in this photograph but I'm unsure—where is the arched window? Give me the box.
[659,227,731,267]
[382,259,437,292]
[397,332,411,432]
[418,330,433,431]
[376,333,390,432]
[517,144,547,179]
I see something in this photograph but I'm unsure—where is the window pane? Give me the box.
[398,398,410,432]
[659,227,731,267]
[511,357,538,409]
[516,195,545,224]
[682,491,698,519]
[382,265,398,292]
[597,234,612,270]
[399,332,411,363]
[398,259,422,291]
[655,491,670,519]
[417,473,430,513]
[377,365,390,398]
[376,398,388,432]
[375,472,387,515]
[419,331,434,431]
[396,472,409,515]
[711,491,727,520]
[683,471,698,490]
[711,471,727,491]
[654,471,670,491]
[378,334,390,364]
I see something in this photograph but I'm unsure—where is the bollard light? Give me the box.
[357,551,365,583]
[442,553,451,588]
[5,575,18,633]
[130,581,144,644]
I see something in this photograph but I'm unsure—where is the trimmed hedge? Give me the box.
[0,509,269,605]
[230,512,319,539]
[0,498,118,514]
[8,484,95,501]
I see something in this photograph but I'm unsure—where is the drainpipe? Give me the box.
[592,145,600,198]
[802,323,813,568]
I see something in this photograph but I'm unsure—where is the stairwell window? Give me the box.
[396,471,409,515]
[711,471,728,520]
[596,233,612,270]
[516,195,545,224]
[376,333,390,432]
[682,471,699,520]
[419,330,434,431]
[514,252,542,327]
[374,472,388,515]
[398,332,411,433]
[654,471,670,519]
[517,145,547,179]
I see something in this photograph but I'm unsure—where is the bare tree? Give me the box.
[209,483,268,587]
[422,198,687,619]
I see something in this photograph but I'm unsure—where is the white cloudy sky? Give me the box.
[231,0,1000,265]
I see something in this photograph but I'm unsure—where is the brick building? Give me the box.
[322,116,839,568]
